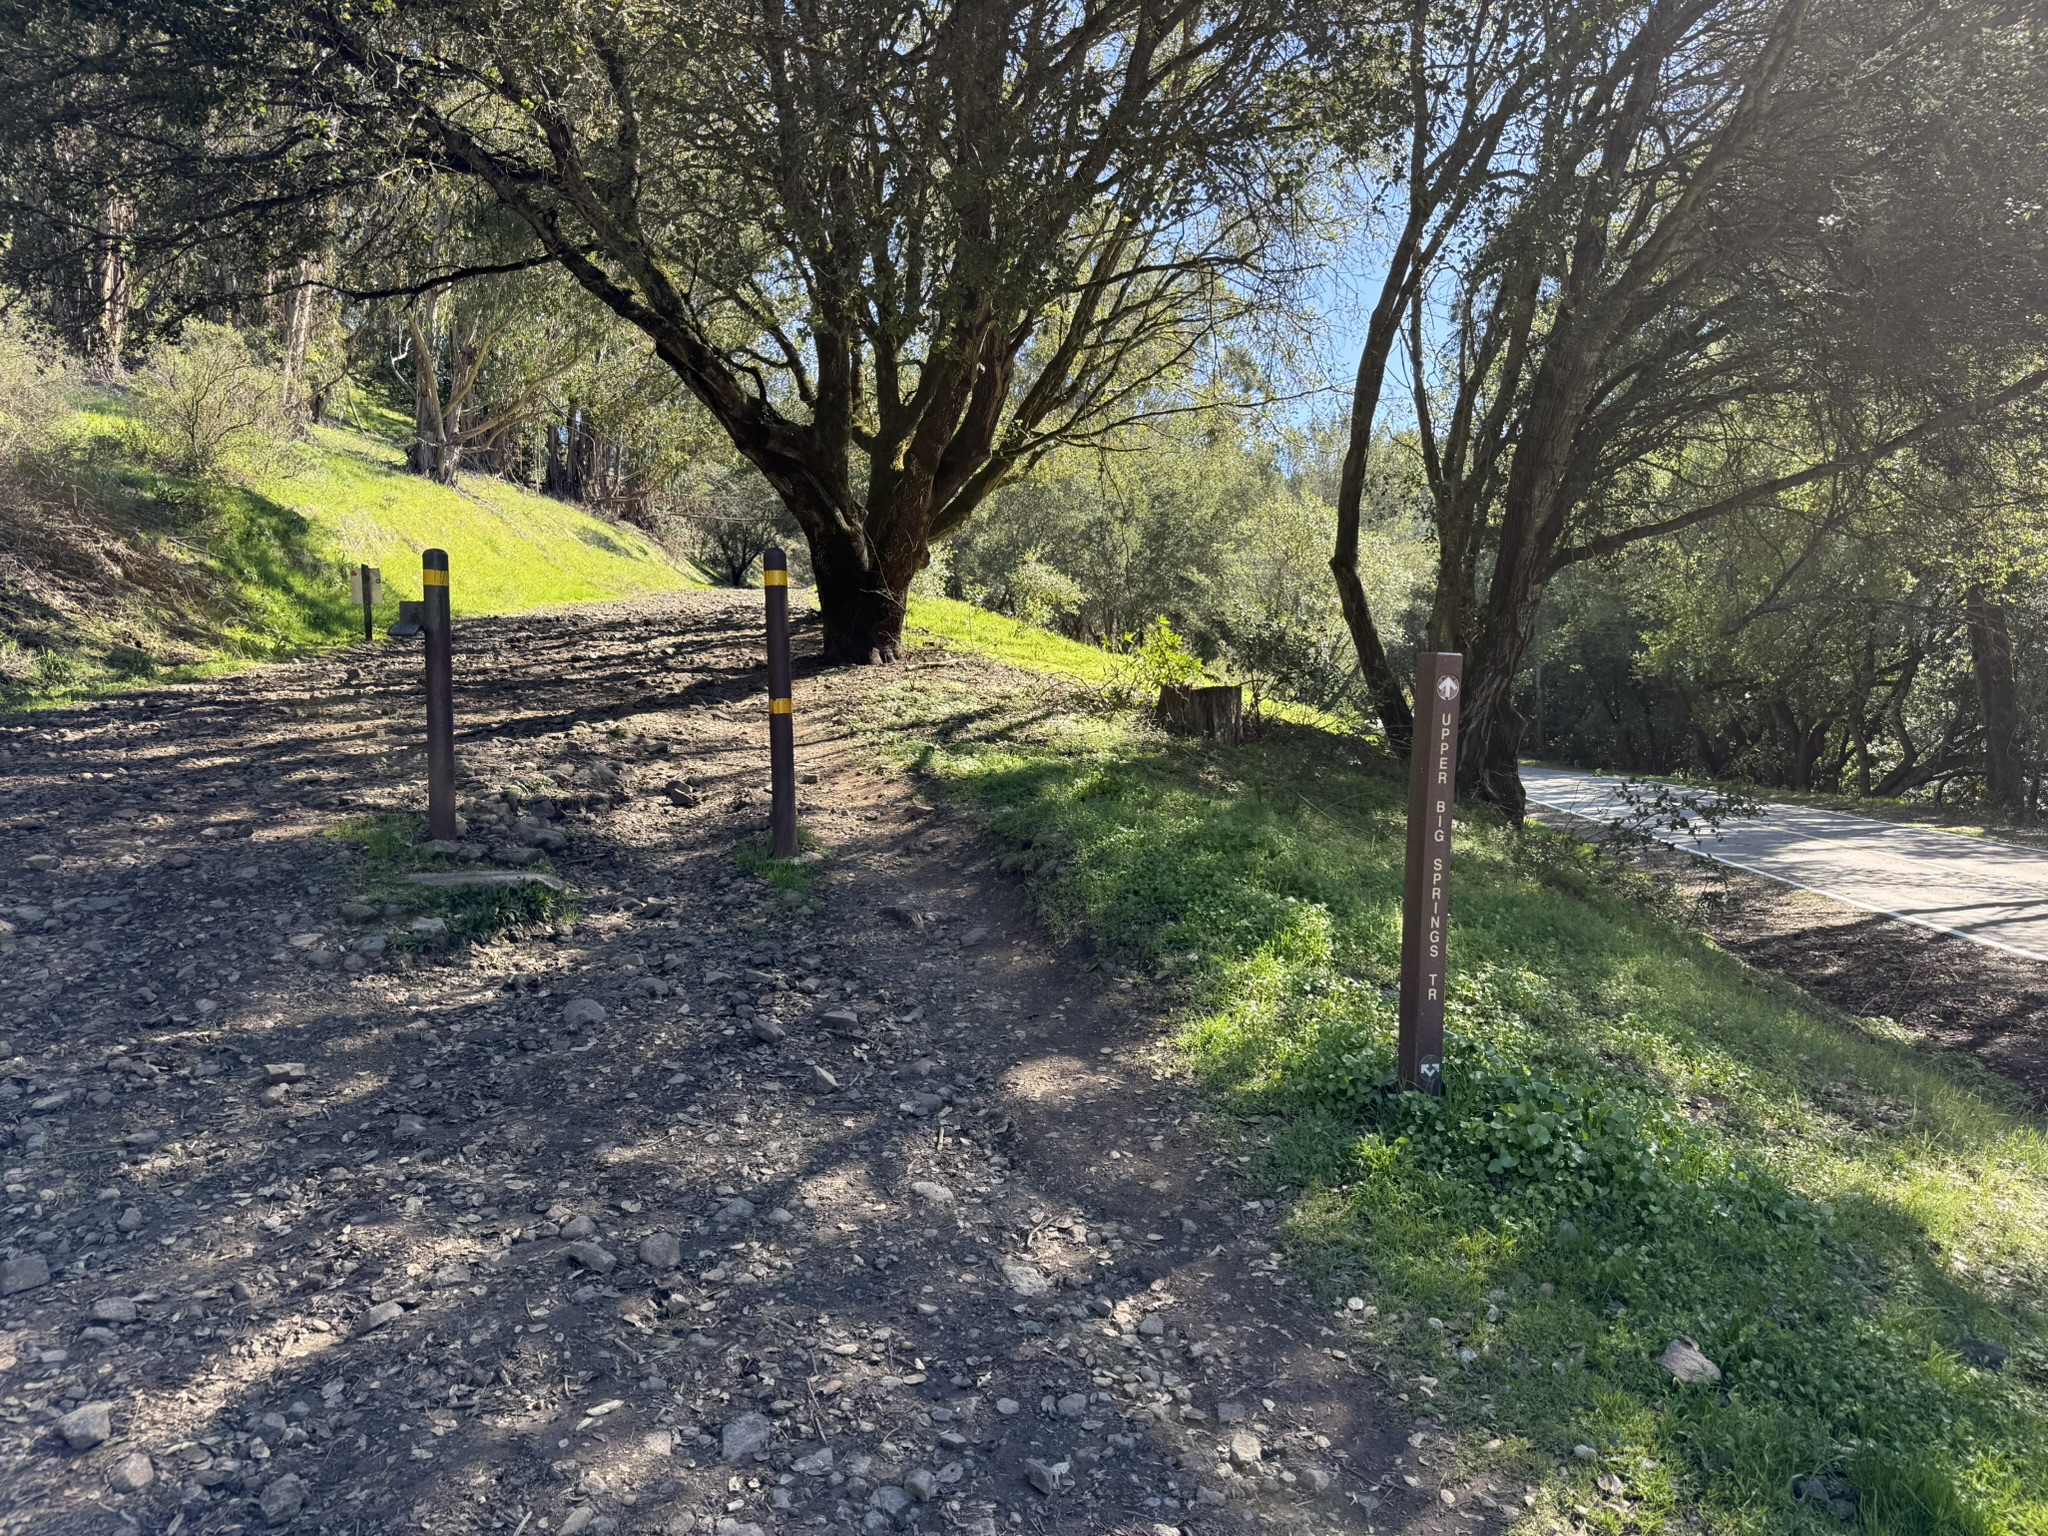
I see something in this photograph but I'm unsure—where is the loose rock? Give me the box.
[260,1472,308,1523]
[1958,1338,2009,1372]
[1000,1260,1051,1298]
[107,1451,153,1493]
[721,1411,774,1461]
[1656,1337,1722,1384]
[639,1231,683,1270]
[0,1255,51,1296]
[565,1241,618,1274]
[56,1402,113,1450]
[356,1300,405,1335]
[870,1485,912,1521]
[563,997,607,1029]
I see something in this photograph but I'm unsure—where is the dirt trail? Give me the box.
[0,592,1511,1536]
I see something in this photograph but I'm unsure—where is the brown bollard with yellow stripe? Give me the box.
[763,548,798,859]
[422,548,458,841]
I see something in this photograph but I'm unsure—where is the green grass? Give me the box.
[848,649,2048,1536]
[906,596,1125,683]
[261,422,692,621]
[735,832,825,892]
[903,595,1354,734]
[328,812,568,948]
[3,393,694,709]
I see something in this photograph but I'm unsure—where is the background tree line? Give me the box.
[1,0,2045,817]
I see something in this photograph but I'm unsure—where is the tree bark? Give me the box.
[89,192,133,379]
[1327,6,1535,759]
[807,522,911,664]
[1966,581,2025,818]
[281,256,320,421]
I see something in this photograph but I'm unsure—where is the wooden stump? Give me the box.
[1156,683,1243,743]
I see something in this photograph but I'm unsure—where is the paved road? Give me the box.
[1523,765,2048,963]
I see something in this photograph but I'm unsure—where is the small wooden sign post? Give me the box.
[1397,651,1464,1093]
[349,564,383,643]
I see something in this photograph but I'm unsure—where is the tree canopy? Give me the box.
[4,0,2047,811]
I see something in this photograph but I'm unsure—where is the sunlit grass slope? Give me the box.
[262,423,691,622]
[906,595,1123,683]
[904,595,1352,733]
[860,620,2048,1536]
[4,396,692,708]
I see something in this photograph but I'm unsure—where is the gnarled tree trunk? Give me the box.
[1967,582,2025,819]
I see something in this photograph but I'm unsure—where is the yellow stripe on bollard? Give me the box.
[422,570,449,587]
[769,698,794,714]
[763,569,789,587]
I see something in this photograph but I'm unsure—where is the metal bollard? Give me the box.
[422,549,457,841]
[763,548,798,859]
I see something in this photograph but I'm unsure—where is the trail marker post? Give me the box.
[349,564,383,643]
[763,548,798,860]
[1397,651,1463,1093]
[421,549,457,842]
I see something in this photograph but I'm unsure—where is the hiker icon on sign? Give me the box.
[1437,675,1460,700]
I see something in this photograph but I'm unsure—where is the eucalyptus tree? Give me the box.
[1330,0,2048,814]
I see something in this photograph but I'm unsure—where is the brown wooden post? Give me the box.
[422,549,457,841]
[763,548,798,859]
[1397,651,1463,1093]
[351,564,382,642]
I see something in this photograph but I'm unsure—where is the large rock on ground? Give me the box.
[721,1411,774,1461]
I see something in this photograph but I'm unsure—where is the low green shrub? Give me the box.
[328,812,567,947]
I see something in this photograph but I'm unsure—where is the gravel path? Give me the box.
[0,592,1509,1536]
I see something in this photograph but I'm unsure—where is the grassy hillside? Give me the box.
[907,595,1124,682]
[0,392,694,708]
[253,421,690,620]
[872,621,2048,1536]
[905,594,1351,732]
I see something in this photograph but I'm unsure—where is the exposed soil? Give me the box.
[1536,814,2048,1112]
[0,465,221,669]
[0,591,1520,1536]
